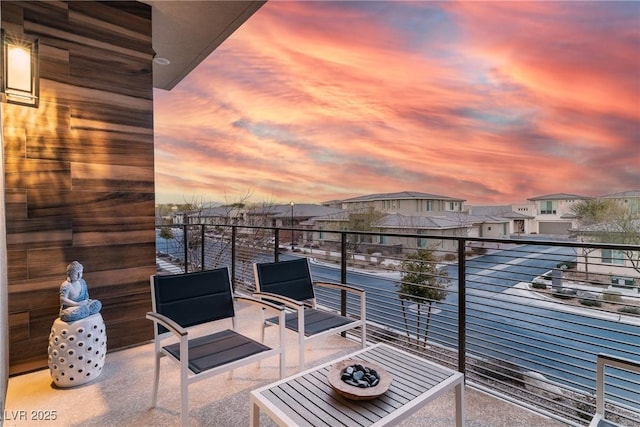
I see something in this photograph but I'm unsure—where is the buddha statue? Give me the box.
[59,261,102,322]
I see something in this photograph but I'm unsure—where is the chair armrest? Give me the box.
[235,294,286,312]
[146,312,187,337]
[314,281,364,294]
[253,291,305,309]
[314,282,367,322]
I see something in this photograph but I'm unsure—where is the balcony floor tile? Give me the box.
[6,302,566,427]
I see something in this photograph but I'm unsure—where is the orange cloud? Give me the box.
[153,1,639,205]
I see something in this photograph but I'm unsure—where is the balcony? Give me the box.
[6,225,640,426]
[6,304,567,427]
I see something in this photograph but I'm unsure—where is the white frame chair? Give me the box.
[253,257,366,368]
[147,267,286,427]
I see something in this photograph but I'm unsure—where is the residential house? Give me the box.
[372,213,470,256]
[527,193,592,234]
[306,210,350,250]
[341,191,466,215]
[311,191,469,255]
[465,205,534,237]
[185,206,244,226]
[601,190,640,214]
[572,220,640,291]
[246,203,344,243]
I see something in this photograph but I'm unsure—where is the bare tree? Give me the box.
[572,199,639,277]
[342,208,386,257]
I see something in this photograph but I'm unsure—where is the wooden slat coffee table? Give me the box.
[250,343,465,426]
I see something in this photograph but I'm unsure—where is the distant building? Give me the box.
[600,190,640,214]
[527,193,592,234]
[372,213,469,255]
[465,205,533,236]
[247,203,344,243]
[572,220,640,286]
[311,191,470,254]
[177,189,636,251]
[341,191,466,215]
[184,206,243,225]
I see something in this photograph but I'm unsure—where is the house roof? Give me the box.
[527,193,591,201]
[310,211,350,222]
[465,205,535,219]
[196,206,241,217]
[468,205,512,216]
[342,191,465,203]
[499,211,534,219]
[374,213,469,230]
[447,212,512,224]
[143,1,266,90]
[600,190,640,199]
[574,219,640,234]
[251,204,344,218]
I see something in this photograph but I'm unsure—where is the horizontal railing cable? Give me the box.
[155,223,640,426]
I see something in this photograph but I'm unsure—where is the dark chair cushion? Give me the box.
[254,258,315,301]
[163,329,271,374]
[153,268,234,333]
[267,308,354,336]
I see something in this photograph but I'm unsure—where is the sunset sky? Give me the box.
[153,1,640,206]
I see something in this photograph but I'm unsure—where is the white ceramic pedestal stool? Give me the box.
[47,312,107,387]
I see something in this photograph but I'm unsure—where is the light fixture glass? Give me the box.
[1,30,40,107]
[153,57,170,65]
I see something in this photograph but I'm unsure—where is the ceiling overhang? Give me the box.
[142,1,266,90]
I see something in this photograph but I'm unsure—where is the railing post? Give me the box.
[231,226,237,290]
[274,228,280,262]
[340,232,347,320]
[201,224,205,271]
[457,239,466,376]
[183,224,188,274]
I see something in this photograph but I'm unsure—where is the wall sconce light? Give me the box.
[1,30,39,107]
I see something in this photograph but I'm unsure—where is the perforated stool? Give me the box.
[47,313,107,387]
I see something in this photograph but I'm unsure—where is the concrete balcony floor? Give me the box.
[5,302,566,427]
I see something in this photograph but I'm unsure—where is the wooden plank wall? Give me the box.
[2,1,156,374]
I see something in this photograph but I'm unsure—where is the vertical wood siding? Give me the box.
[2,1,156,374]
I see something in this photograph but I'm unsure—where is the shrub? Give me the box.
[579,299,602,307]
[602,290,622,302]
[556,261,576,270]
[472,358,524,386]
[552,289,577,300]
[618,306,640,315]
[531,282,547,289]
[444,253,457,261]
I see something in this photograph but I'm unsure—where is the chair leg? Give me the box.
[361,293,367,348]
[257,308,267,369]
[180,340,189,427]
[299,311,305,368]
[151,352,160,407]
[181,368,188,427]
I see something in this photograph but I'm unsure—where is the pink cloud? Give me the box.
[154,1,639,205]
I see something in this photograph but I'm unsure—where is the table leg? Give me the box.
[455,382,465,427]
[250,400,260,427]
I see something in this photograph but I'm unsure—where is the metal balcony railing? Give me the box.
[155,224,640,427]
